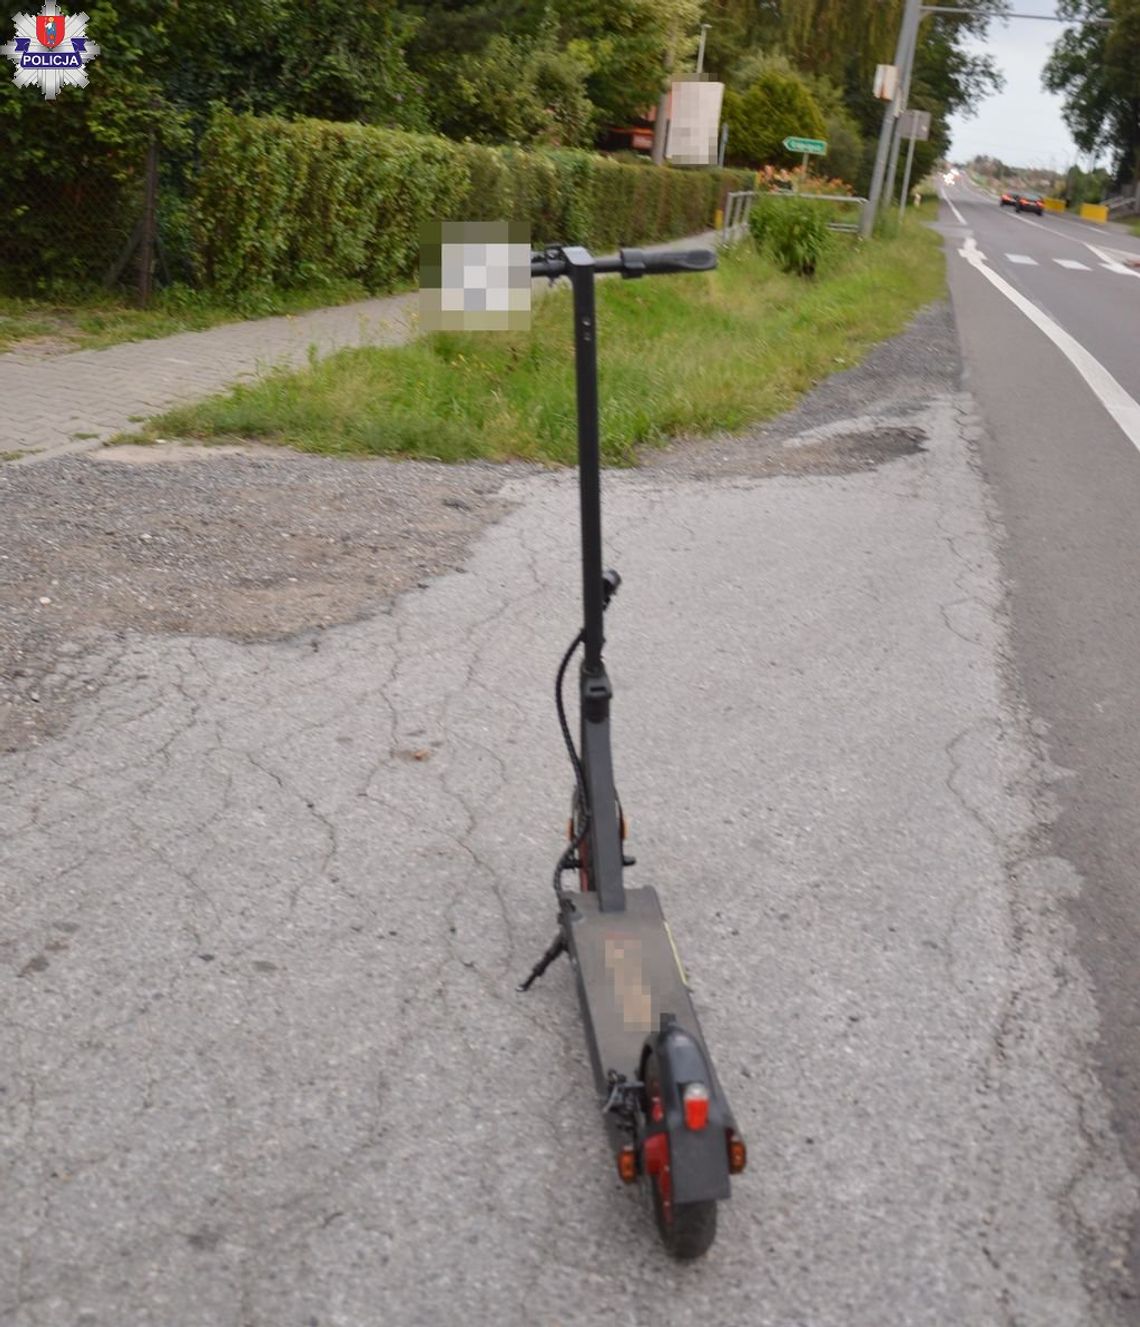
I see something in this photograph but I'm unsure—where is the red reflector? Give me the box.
[682,1082,709,1130]
[617,1145,637,1184]
[643,1132,669,1176]
[728,1130,747,1174]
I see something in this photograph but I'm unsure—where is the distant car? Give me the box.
[1015,192,1044,216]
[999,189,1016,207]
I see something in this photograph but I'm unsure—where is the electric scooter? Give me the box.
[519,243,747,1259]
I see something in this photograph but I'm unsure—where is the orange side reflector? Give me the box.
[728,1131,747,1174]
[617,1145,637,1184]
[682,1083,709,1130]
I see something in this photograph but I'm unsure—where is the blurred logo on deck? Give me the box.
[2,1,100,99]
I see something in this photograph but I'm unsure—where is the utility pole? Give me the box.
[899,127,919,223]
[651,30,677,165]
[884,5,922,216]
[862,0,922,237]
[696,23,710,76]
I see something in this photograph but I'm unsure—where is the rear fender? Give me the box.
[642,1020,732,1204]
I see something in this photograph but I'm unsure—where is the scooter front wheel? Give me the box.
[643,1049,718,1259]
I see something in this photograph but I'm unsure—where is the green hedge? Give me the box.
[192,109,752,296]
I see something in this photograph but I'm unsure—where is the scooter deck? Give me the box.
[565,886,710,1093]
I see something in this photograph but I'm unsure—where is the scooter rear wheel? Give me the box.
[643,1049,718,1259]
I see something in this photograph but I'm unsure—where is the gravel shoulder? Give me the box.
[0,447,519,753]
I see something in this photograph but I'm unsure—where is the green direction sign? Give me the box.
[783,136,827,155]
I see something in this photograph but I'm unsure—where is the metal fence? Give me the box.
[0,128,195,301]
[1104,184,1140,219]
[721,189,871,241]
[1,170,141,293]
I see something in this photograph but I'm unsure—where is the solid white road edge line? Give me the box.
[959,236,1140,454]
[941,188,967,226]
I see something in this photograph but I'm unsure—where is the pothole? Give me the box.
[779,425,928,474]
[644,419,931,480]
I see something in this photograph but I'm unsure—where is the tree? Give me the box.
[723,56,825,168]
[1044,0,1140,185]
[401,0,701,141]
[697,0,782,85]
[804,73,866,186]
[776,0,905,86]
[425,31,595,146]
[551,0,700,127]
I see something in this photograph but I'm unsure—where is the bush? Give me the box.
[193,109,753,296]
[723,57,825,170]
[747,195,778,250]
[750,197,831,276]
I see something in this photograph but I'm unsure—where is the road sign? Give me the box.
[898,109,931,141]
[783,136,827,155]
[873,64,898,100]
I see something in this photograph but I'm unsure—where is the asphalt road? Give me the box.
[942,176,1140,1313]
[943,177,1140,403]
[2,249,1138,1322]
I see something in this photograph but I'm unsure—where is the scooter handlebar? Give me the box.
[617,247,718,277]
[529,245,717,280]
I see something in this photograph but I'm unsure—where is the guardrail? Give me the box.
[720,190,870,241]
[794,192,870,233]
[1104,187,1139,218]
[721,190,755,238]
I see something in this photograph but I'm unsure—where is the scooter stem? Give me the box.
[564,248,606,674]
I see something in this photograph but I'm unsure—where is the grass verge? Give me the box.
[0,279,378,354]
[1128,218,1140,239]
[135,217,946,466]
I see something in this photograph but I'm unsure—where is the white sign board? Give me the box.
[666,79,725,166]
[898,109,932,141]
[873,64,898,101]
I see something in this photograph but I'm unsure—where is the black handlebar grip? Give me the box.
[620,246,717,277]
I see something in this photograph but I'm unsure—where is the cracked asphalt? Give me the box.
[2,302,1136,1325]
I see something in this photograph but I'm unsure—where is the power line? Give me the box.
[921,6,1112,20]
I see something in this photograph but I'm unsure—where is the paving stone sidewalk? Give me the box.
[0,289,418,462]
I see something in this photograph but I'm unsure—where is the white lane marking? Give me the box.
[1007,254,1037,264]
[959,236,1140,454]
[1018,215,1140,273]
[1085,242,1140,279]
[944,192,966,225]
[1021,208,1140,259]
[1054,258,1090,270]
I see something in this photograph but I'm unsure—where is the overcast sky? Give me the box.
[946,1,1086,170]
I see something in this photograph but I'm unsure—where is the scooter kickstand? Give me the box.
[517,933,567,992]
